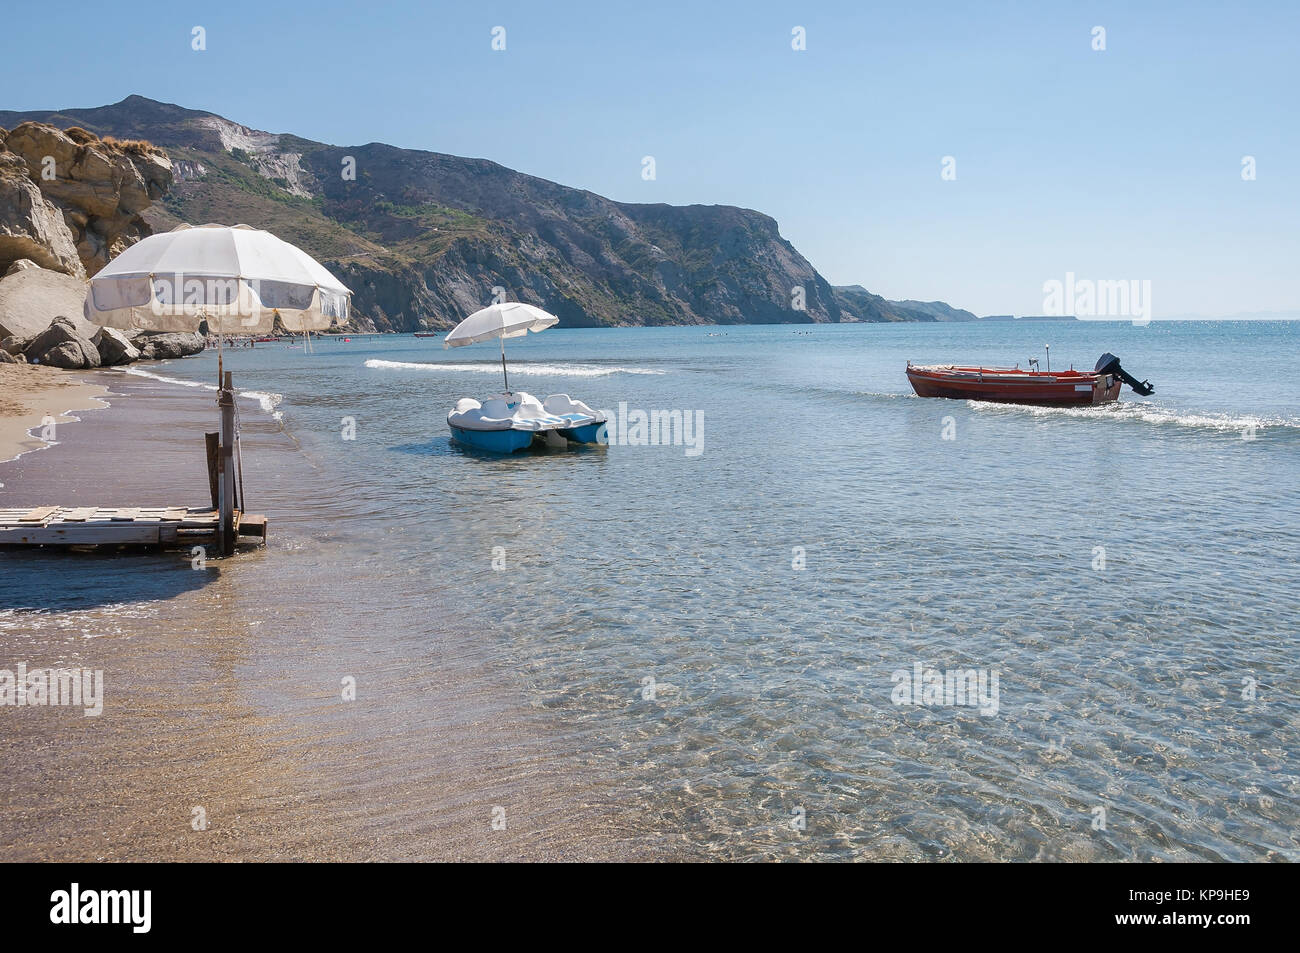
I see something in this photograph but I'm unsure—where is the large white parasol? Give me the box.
[82,223,352,556]
[443,302,559,392]
[85,223,351,334]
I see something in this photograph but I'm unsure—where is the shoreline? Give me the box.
[0,368,663,861]
[0,364,112,465]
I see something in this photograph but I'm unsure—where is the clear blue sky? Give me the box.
[5,0,1297,317]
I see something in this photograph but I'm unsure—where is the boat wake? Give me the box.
[122,367,284,418]
[365,359,665,378]
[965,398,1300,434]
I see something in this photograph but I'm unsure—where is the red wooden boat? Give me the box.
[906,353,1152,407]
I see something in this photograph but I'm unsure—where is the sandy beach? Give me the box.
[0,369,662,861]
[0,364,110,464]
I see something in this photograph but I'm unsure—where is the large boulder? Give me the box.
[93,325,139,365]
[132,150,173,201]
[1,333,29,355]
[23,316,101,368]
[0,263,96,340]
[3,124,80,179]
[1,123,172,276]
[134,330,205,360]
[0,347,15,363]
[0,154,85,278]
[38,340,96,369]
[4,257,40,277]
[5,124,130,219]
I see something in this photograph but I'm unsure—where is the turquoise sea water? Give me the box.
[5,320,1297,860]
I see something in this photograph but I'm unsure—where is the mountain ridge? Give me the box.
[0,96,978,331]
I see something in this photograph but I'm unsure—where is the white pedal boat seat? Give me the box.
[447,392,605,432]
[541,393,604,426]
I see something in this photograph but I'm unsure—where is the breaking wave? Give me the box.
[965,398,1300,434]
[122,367,283,418]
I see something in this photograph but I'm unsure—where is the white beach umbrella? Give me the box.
[84,223,351,335]
[443,302,559,392]
[81,223,353,557]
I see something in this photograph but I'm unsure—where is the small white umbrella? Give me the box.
[443,302,559,393]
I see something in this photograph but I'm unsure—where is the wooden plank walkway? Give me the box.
[0,506,268,549]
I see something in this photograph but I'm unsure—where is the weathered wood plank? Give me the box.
[0,503,265,549]
[19,506,59,523]
[0,523,163,545]
[179,515,220,527]
[237,514,268,538]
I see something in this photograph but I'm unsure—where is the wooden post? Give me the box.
[217,372,236,556]
[205,432,219,509]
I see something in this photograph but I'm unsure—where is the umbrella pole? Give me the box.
[217,370,236,557]
[214,314,235,555]
[501,336,509,394]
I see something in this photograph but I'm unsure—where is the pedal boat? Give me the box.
[447,391,607,452]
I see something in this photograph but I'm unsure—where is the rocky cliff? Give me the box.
[1,96,976,332]
[0,118,192,369]
[0,121,172,278]
[832,286,978,322]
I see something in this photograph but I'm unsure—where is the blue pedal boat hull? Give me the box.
[558,421,606,444]
[448,426,536,453]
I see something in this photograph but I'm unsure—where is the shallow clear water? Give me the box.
[4,320,1297,860]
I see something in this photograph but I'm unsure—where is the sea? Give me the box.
[1,319,1296,861]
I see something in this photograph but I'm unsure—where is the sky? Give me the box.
[4,0,1297,318]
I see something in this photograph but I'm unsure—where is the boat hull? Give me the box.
[448,426,536,453]
[558,421,606,444]
[906,366,1121,406]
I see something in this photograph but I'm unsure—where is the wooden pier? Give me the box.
[1,373,266,555]
[0,505,267,549]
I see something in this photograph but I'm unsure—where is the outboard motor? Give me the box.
[1095,353,1154,396]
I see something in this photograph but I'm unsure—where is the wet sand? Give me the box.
[0,369,664,861]
[0,364,110,464]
